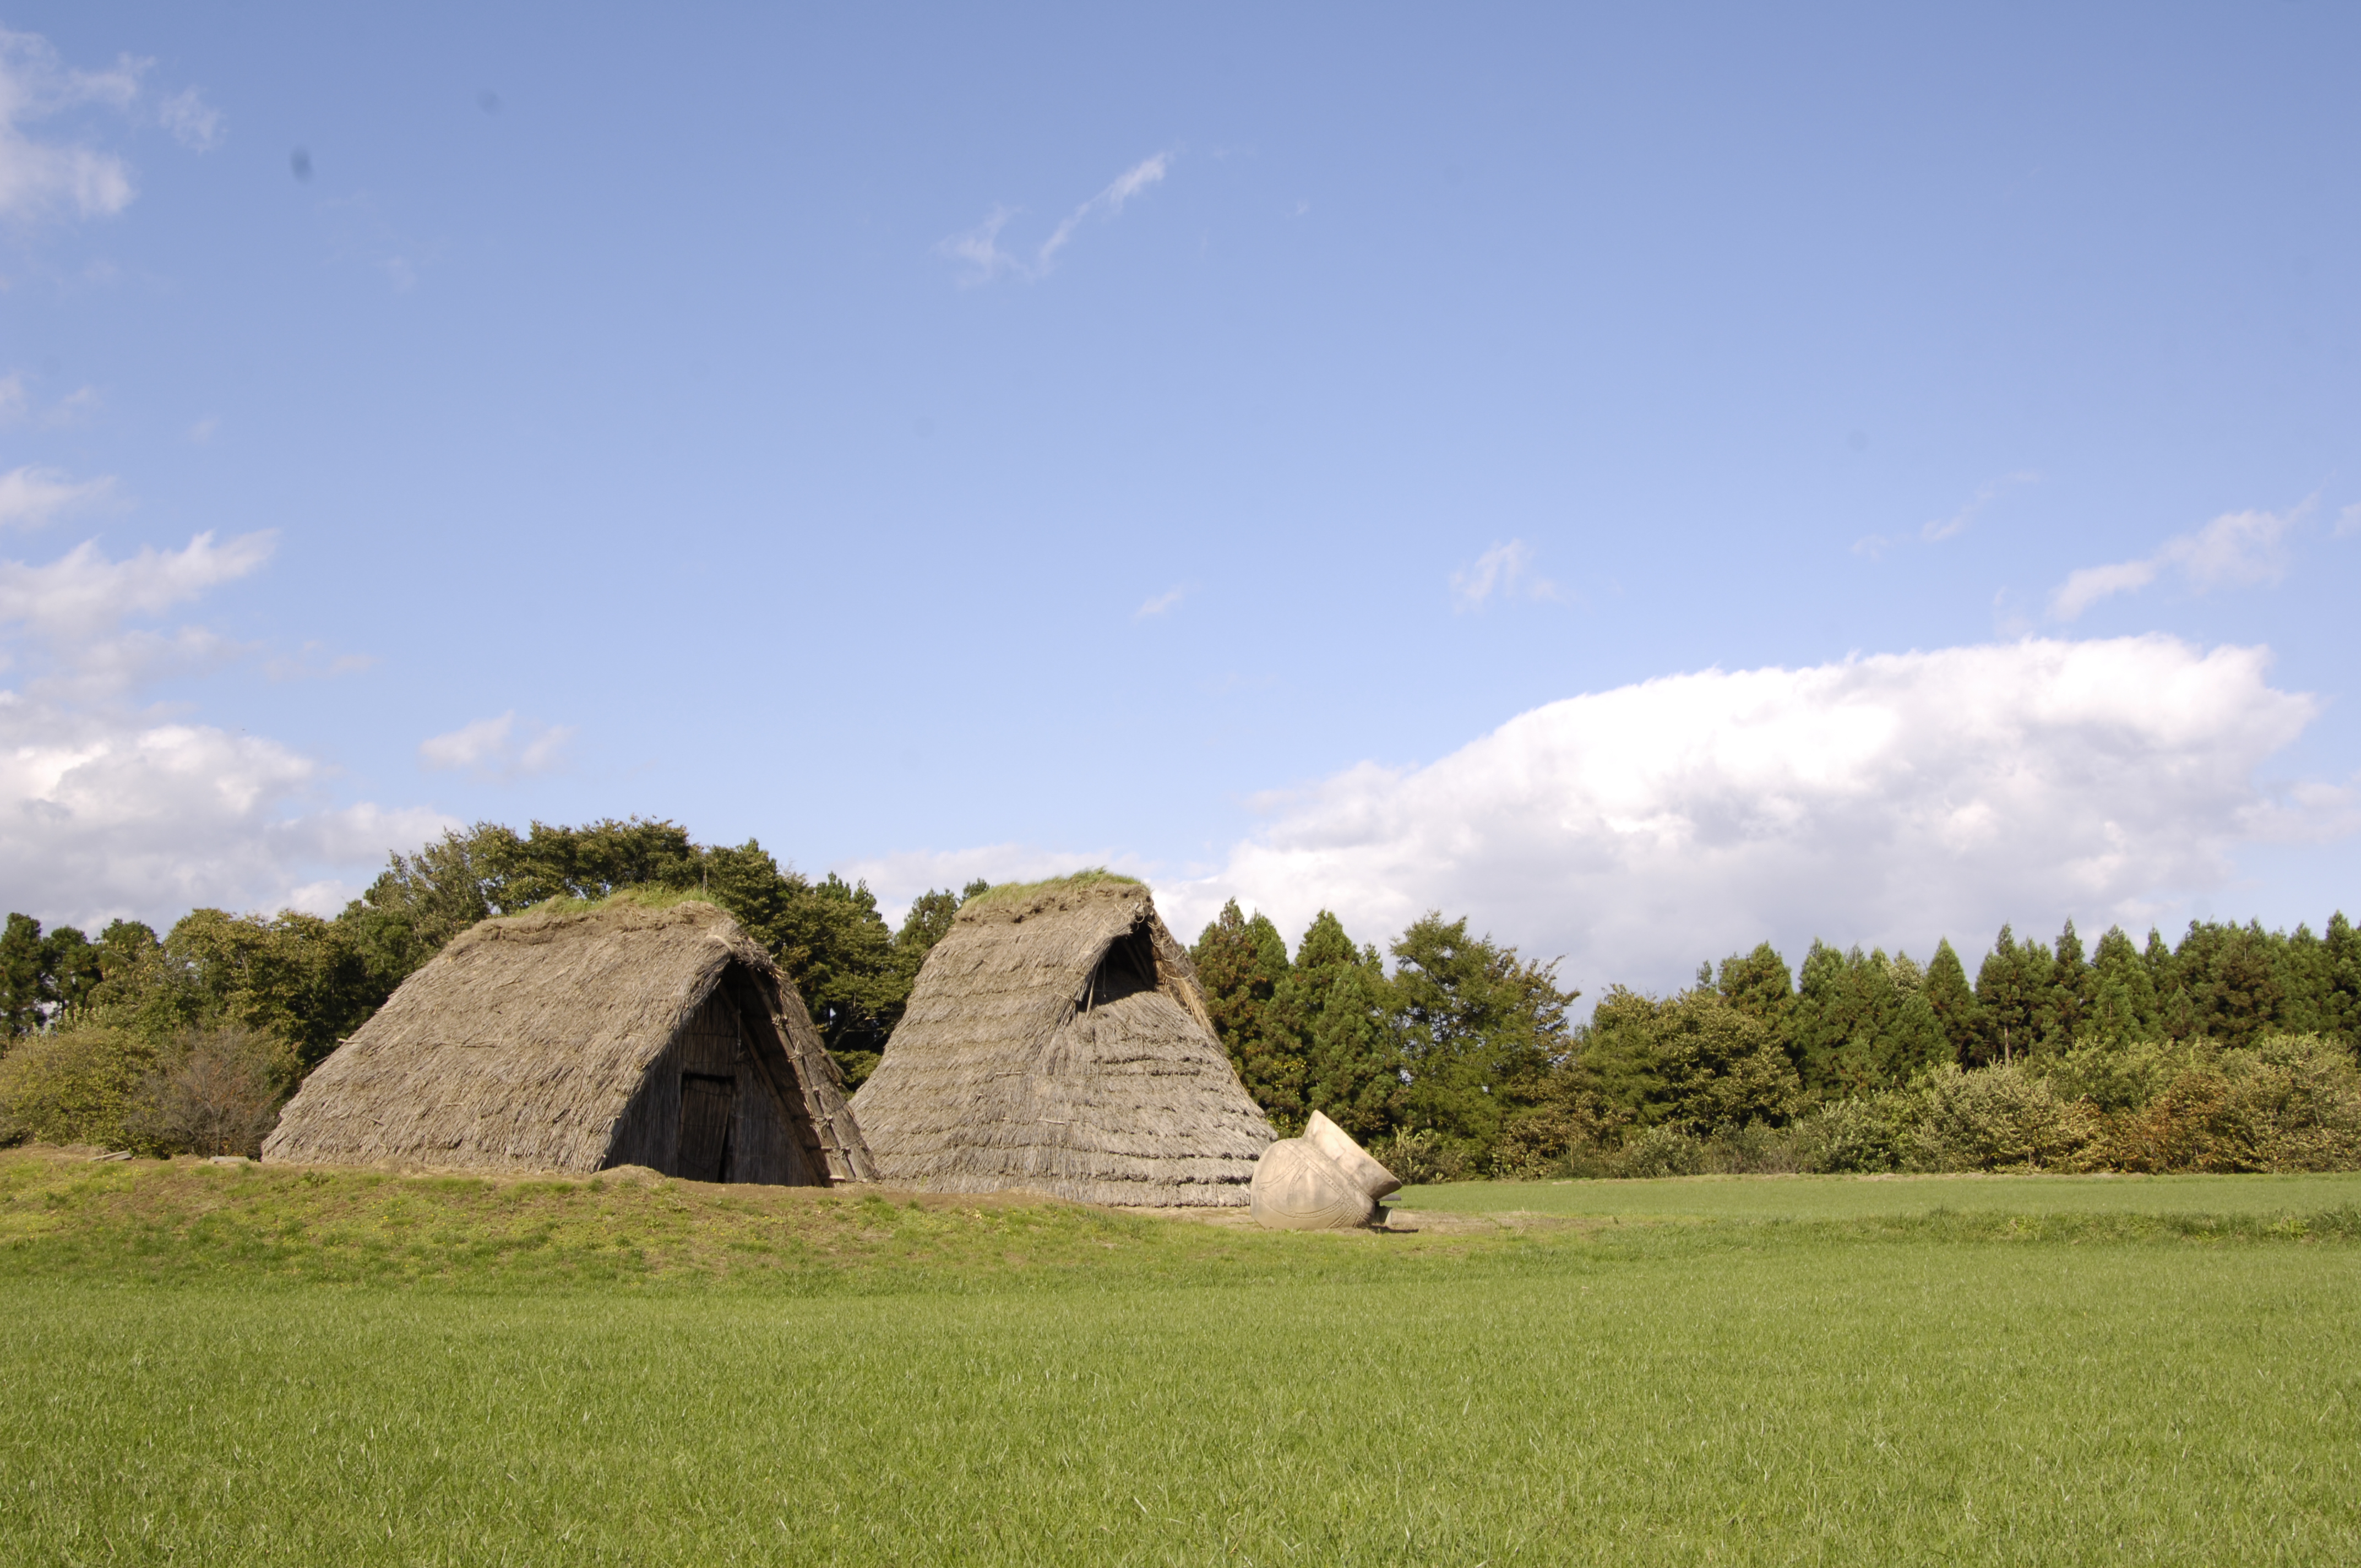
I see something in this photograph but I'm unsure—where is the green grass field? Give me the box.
[1394,1169,2361,1221]
[3,1151,2357,1565]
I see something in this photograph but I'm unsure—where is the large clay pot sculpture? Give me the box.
[1249,1110,1402,1230]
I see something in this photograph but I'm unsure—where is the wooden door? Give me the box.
[678,1071,737,1182]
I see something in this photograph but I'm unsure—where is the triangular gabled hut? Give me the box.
[850,874,1275,1206]
[263,897,874,1184]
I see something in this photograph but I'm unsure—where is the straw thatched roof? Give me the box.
[263,898,873,1183]
[850,876,1275,1206]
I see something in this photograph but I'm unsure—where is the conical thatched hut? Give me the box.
[850,874,1275,1206]
[264,897,873,1184]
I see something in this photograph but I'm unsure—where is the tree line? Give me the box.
[0,819,978,1153]
[1188,902,2361,1177]
[3,815,2357,1175]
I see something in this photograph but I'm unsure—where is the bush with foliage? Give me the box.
[0,1025,160,1150]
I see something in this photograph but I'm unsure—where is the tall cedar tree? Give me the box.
[1788,943,1947,1098]
[1923,938,1979,1064]
[0,913,46,1037]
[1972,925,2050,1064]
[2086,925,2159,1041]
[1190,901,1301,1124]
[2047,919,2091,1047]
[1267,911,1401,1141]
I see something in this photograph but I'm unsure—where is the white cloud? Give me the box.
[0,465,115,529]
[0,530,273,644]
[0,530,453,929]
[0,696,456,927]
[1450,538,1560,611]
[0,28,147,222]
[418,711,574,781]
[2337,503,2360,539]
[1160,637,2339,1000]
[0,373,24,421]
[939,152,1172,285]
[2049,558,2161,621]
[1134,585,1187,618]
[156,86,222,151]
[2051,504,2300,620]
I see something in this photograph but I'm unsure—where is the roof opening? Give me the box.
[1082,922,1160,1010]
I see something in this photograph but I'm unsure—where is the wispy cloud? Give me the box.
[0,530,271,640]
[939,153,1173,286]
[1924,471,2038,542]
[0,29,142,222]
[156,85,222,151]
[1857,472,2039,558]
[2337,503,2360,540]
[0,28,224,227]
[40,384,100,428]
[0,465,115,529]
[2051,503,2303,621]
[1134,584,1187,619]
[418,711,575,781]
[264,641,378,682]
[1451,539,1561,612]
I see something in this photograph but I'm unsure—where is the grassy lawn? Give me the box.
[3,1151,2358,1565]
[1394,1169,2361,1222]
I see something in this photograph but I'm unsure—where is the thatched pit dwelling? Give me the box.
[263,897,874,1184]
[849,874,1275,1206]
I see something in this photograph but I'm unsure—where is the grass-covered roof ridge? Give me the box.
[519,884,726,918]
[958,869,1144,911]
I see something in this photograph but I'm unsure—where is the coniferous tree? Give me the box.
[1789,943,1946,1096]
[2184,921,2284,1048]
[1,914,47,1038]
[2325,912,2361,1053]
[1268,911,1400,1140]
[2046,918,2092,1048]
[1190,901,1301,1124]
[1923,938,1979,1064]
[1972,925,2043,1065]
[2086,925,2158,1043]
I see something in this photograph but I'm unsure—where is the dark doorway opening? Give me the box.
[678,1070,737,1182]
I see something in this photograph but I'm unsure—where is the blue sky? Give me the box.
[3,4,2357,999]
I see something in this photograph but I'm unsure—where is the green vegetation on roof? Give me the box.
[960,869,1144,910]
[522,885,722,918]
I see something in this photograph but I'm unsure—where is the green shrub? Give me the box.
[1795,1094,1925,1173]
[2038,1037,2192,1112]
[2095,1035,2361,1173]
[0,1023,295,1157]
[1369,1128,1482,1184]
[1613,1124,1710,1178]
[1696,1121,1802,1174]
[1919,1064,2091,1170]
[0,1026,159,1150]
